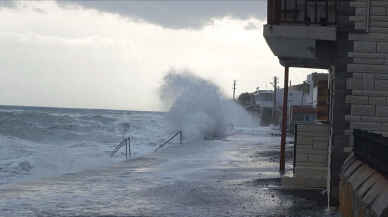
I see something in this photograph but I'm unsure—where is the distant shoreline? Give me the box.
[0,104,164,114]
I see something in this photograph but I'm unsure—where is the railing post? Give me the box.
[294,0,298,22]
[268,0,281,25]
[314,0,318,24]
[294,122,297,175]
[125,138,128,160]
[304,0,308,24]
[132,137,134,156]
[326,0,329,25]
[179,130,182,144]
[127,137,132,157]
[366,0,371,32]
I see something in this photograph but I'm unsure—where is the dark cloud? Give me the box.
[0,0,17,8]
[57,0,267,29]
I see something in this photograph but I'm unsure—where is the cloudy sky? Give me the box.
[0,0,325,111]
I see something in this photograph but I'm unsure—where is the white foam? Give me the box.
[0,108,173,185]
[159,69,258,141]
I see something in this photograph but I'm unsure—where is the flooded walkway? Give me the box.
[0,130,336,217]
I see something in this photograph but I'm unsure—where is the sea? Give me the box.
[0,105,173,185]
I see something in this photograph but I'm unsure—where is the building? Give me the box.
[276,73,328,132]
[254,90,274,108]
[254,90,277,125]
[277,85,309,107]
[263,0,388,212]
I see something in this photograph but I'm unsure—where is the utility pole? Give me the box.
[280,66,289,174]
[233,80,236,101]
[271,76,278,122]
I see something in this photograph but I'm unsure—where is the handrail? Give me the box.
[365,0,371,32]
[111,130,183,159]
[268,0,337,26]
[111,137,131,160]
[154,130,182,152]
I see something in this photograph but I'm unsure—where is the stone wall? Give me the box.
[330,0,388,205]
[340,153,388,217]
[347,0,388,139]
[283,122,329,189]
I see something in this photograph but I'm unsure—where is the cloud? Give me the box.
[57,0,267,29]
[244,21,259,30]
[0,2,279,110]
[0,0,16,8]
[0,1,325,110]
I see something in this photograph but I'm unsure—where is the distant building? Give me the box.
[237,92,260,117]
[253,90,276,125]
[254,90,273,108]
[277,73,329,132]
[240,73,329,127]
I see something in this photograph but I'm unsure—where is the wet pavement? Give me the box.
[0,132,338,217]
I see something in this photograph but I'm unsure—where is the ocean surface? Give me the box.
[0,105,173,185]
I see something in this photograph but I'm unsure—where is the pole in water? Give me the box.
[280,66,289,174]
[233,80,236,101]
[128,137,131,157]
[125,138,128,160]
[132,137,134,156]
[179,131,182,144]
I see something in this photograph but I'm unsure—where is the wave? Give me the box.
[159,69,257,141]
[0,106,172,185]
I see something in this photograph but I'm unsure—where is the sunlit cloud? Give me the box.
[0,1,324,111]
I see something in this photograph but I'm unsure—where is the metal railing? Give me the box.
[111,130,183,160]
[268,0,337,26]
[111,137,132,160]
[353,129,388,176]
[154,130,183,152]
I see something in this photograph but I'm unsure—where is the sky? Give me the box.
[0,0,326,111]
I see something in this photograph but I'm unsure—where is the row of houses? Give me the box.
[239,72,329,129]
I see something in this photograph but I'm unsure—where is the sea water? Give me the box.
[0,105,173,185]
[0,71,258,185]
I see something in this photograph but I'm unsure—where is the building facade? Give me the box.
[264,0,388,206]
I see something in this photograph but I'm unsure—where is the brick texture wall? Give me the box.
[347,0,388,143]
[294,122,329,188]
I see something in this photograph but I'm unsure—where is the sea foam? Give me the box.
[159,69,256,141]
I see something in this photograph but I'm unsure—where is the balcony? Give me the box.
[264,0,339,69]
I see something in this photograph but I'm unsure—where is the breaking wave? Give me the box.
[159,69,257,140]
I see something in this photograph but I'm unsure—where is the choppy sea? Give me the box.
[0,105,173,185]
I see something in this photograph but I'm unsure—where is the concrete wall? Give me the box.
[340,153,388,217]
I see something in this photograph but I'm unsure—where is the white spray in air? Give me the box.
[159,69,257,141]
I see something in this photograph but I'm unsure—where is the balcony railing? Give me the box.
[268,0,338,26]
[353,129,388,176]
